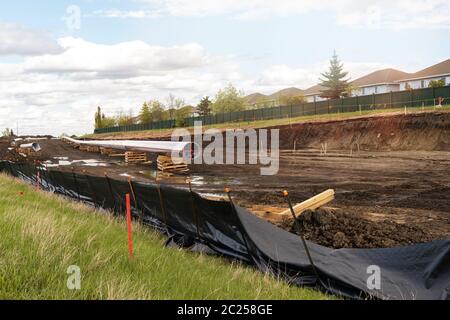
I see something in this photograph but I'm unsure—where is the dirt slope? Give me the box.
[276,112,450,151]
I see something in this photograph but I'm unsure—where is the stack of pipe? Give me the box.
[62,137,192,156]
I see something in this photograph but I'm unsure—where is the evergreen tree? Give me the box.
[319,52,350,99]
[139,102,152,124]
[197,96,212,116]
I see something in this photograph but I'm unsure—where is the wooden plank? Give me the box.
[100,147,114,155]
[278,189,335,216]
[87,146,100,153]
[125,151,148,164]
[157,155,189,173]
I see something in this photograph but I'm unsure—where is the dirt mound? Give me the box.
[0,138,48,163]
[0,139,21,162]
[277,112,450,151]
[288,208,435,249]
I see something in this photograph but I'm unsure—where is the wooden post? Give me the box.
[188,180,201,239]
[127,177,141,223]
[126,194,133,258]
[71,167,81,202]
[283,190,320,282]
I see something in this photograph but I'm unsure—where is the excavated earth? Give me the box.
[1,111,449,249]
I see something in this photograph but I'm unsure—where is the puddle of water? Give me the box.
[139,170,158,180]
[43,159,109,168]
[197,192,227,200]
[137,170,239,186]
[190,175,239,186]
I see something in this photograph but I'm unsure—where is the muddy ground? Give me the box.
[1,112,449,248]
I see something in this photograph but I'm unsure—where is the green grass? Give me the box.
[0,174,331,300]
[85,105,450,139]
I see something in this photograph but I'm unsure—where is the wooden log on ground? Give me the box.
[278,189,335,216]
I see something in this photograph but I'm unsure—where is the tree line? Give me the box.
[93,52,351,130]
[94,52,448,130]
[94,84,306,129]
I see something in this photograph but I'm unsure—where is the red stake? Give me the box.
[126,194,133,258]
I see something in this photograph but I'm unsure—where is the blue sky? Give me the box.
[0,0,449,135]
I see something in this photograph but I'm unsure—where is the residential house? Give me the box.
[398,58,450,90]
[304,84,327,103]
[351,68,411,96]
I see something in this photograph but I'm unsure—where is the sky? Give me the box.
[0,0,449,136]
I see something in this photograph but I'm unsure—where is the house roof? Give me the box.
[351,68,411,88]
[268,87,304,99]
[244,92,268,104]
[304,84,326,96]
[400,58,450,81]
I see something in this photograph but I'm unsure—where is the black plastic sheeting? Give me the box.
[1,161,449,300]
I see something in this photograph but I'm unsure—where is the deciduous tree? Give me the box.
[212,84,246,114]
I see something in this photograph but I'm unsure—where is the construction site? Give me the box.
[1,111,449,251]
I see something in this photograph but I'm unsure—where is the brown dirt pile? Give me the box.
[288,208,436,249]
[277,112,450,151]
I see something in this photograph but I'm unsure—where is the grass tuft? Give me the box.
[0,174,332,300]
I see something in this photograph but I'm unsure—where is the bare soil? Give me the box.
[1,112,449,249]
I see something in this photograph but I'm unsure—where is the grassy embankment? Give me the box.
[85,105,450,140]
[0,173,331,300]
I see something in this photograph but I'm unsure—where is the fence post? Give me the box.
[83,170,98,208]
[126,194,133,258]
[127,177,141,223]
[104,172,116,210]
[71,167,81,202]
[389,91,393,108]
[156,184,169,229]
[188,180,201,239]
[283,190,320,283]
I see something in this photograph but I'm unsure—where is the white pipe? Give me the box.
[20,143,42,152]
[62,137,191,155]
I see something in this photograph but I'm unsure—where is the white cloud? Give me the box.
[253,61,391,93]
[24,37,208,78]
[0,22,62,56]
[0,35,400,136]
[0,38,242,135]
[135,0,450,28]
[89,9,162,19]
